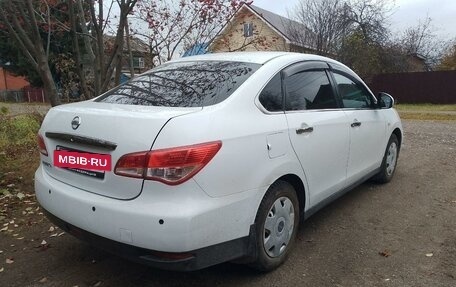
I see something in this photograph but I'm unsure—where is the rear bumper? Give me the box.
[44,209,256,271]
[35,165,263,270]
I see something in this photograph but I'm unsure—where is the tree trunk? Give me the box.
[38,56,60,106]
[69,0,91,100]
[125,21,135,78]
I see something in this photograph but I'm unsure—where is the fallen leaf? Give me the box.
[50,233,58,237]
[379,250,391,257]
[58,232,65,237]
[6,258,14,264]
[93,281,102,287]
[41,240,47,245]
[48,226,55,232]
[426,253,433,257]
[0,267,4,272]
[0,226,8,232]
[39,277,48,283]
[16,193,25,200]
[0,250,3,254]
[25,207,32,211]
[17,237,24,240]
[9,220,14,224]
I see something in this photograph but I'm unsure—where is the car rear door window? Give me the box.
[333,73,373,109]
[259,73,283,112]
[285,70,338,111]
[96,61,260,107]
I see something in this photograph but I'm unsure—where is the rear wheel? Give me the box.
[250,180,299,271]
[374,134,399,183]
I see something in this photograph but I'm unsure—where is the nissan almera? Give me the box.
[35,52,402,271]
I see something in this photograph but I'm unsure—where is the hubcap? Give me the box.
[386,142,397,176]
[263,197,295,258]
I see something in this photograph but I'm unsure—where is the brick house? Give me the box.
[209,3,315,53]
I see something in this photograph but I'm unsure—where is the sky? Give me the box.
[252,0,456,40]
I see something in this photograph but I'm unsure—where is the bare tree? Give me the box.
[287,0,349,55]
[336,0,396,79]
[400,16,445,68]
[68,0,138,98]
[0,0,60,106]
[134,0,242,65]
[344,0,394,44]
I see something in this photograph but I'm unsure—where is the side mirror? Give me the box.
[378,92,394,109]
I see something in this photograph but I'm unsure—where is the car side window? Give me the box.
[285,70,338,111]
[259,73,283,112]
[333,73,373,109]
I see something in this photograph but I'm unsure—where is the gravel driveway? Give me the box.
[1,120,455,287]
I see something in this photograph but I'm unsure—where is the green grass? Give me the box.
[0,114,42,151]
[395,104,456,120]
[0,113,43,194]
[395,104,456,112]
[398,112,456,121]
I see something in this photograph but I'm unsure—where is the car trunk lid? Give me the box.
[40,101,201,200]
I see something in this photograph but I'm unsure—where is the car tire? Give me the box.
[374,134,399,183]
[249,180,300,272]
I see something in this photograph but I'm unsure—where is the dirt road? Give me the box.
[1,120,455,287]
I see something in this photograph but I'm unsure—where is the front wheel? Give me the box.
[374,134,399,183]
[250,181,300,272]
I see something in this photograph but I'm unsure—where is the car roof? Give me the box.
[171,52,333,65]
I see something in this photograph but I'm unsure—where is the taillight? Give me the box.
[114,151,148,179]
[114,141,222,185]
[37,134,48,156]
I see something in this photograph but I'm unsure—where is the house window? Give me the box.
[133,57,145,69]
[243,23,253,37]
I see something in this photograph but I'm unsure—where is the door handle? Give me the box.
[296,127,314,134]
[351,121,362,127]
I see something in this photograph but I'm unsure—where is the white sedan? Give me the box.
[35,52,402,271]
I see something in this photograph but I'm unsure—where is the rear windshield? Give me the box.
[95,61,260,107]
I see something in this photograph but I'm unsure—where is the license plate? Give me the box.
[54,146,111,179]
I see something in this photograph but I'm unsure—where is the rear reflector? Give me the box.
[114,141,222,185]
[148,251,194,261]
[37,134,48,156]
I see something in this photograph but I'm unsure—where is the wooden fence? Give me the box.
[369,70,456,104]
